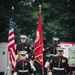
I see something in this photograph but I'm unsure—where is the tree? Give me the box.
[0,0,75,47]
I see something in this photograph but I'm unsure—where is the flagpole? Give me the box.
[39,4,44,75]
[34,4,44,75]
[7,6,14,75]
[7,6,14,69]
[10,6,15,75]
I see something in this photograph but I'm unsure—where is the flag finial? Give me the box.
[12,6,14,10]
[39,5,41,10]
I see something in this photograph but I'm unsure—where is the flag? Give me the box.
[34,8,44,69]
[8,13,16,70]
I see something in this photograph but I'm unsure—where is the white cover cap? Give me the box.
[20,35,27,39]
[57,47,64,52]
[52,37,59,41]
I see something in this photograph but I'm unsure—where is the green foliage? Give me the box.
[0,0,75,47]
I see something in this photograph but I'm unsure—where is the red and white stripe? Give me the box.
[8,28,16,70]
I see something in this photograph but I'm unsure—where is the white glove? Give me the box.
[13,72,17,75]
[44,61,50,68]
[30,61,36,71]
[47,72,52,75]
[32,66,36,71]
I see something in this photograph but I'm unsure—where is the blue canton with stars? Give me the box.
[9,17,14,30]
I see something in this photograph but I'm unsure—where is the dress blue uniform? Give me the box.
[14,60,33,75]
[16,35,33,60]
[13,51,33,75]
[49,48,70,75]
[16,43,32,56]
[44,37,60,75]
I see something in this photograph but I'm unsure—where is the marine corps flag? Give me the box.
[34,5,44,69]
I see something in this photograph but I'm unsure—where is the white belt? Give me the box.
[19,70,28,72]
[53,67,64,70]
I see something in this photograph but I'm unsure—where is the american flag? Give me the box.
[8,15,16,70]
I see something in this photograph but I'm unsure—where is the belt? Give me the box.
[19,70,28,72]
[53,67,64,70]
